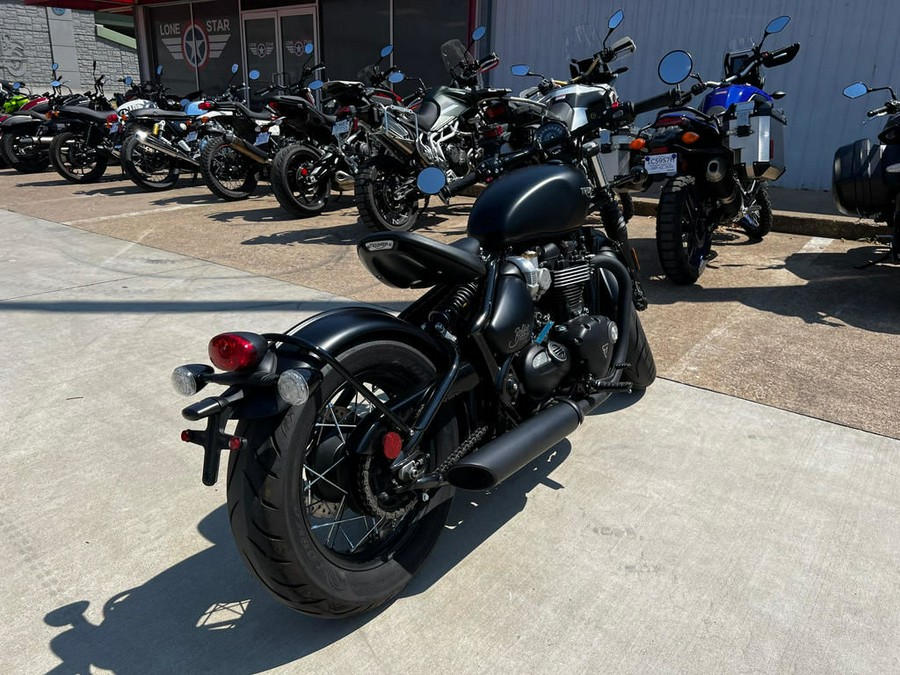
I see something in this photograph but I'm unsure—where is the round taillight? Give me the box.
[106,113,118,123]
[199,101,212,110]
[208,332,267,371]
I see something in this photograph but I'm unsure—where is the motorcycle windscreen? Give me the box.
[440,39,468,77]
[566,24,602,79]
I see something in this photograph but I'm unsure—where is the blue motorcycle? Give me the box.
[631,16,799,284]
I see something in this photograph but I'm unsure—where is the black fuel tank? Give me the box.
[467,165,592,248]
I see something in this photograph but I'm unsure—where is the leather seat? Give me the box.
[59,106,112,123]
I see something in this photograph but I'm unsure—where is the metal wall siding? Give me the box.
[491,0,900,190]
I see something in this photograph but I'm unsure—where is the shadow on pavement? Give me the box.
[43,441,572,672]
[241,219,366,246]
[0,298,413,314]
[632,232,900,335]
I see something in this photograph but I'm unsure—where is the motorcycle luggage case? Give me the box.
[832,138,900,218]
[597,129,635,185]
[725,101,786,181]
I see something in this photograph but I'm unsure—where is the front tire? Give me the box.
[271,143,330,217]
[227,341,456,617]
[354,157,420,232]
[623,311,656,390]
[200,136,259,201]
[121,134,180,190]
[656,175,713,285]
[739,183,773,241]
[49,131,109,183]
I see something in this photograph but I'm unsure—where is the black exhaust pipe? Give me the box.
[446,399,583,490]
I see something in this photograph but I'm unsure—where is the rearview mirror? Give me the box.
[380,45,394,59]
[608,9,624,30]
[231,63,239,74]
[13,82,21,89]
[156,65,164,76]
[52,63,59,71]
[765,16,790,35]
[51,80,61,87]
[658,50,693,85]
[472,26,487,42]
[249,70,260,81]
[124,76,133,86]
[842,82,869,99]
[308,79,324,91]
[417,166,447,195]
[510,64,531,77]
[388,71,405,84]
[304,43,314,55]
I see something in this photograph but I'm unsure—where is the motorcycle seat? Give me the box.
[357,231,485,289]
[59,106,111,123]
[414,99,440,131]
[129,108,189,121]
[234,102,273,121]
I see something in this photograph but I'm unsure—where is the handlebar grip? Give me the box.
[633,91,675,115]
[868,106,888,118]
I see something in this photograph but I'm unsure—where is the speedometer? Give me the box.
[534,121,568,147]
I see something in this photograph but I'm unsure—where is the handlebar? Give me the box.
[868,101,900,117]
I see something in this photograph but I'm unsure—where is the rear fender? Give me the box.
[1,116,40,133]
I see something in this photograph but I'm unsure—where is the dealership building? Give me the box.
[4,1,899,191]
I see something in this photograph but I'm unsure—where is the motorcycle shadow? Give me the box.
[43,507,375,673]
[76,183,157,198]
[637,236,900,335]
[403,440,573,599]
[43,441,577,672]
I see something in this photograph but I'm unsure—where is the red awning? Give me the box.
[24,0,173,11]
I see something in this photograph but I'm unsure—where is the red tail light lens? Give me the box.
[199,101,212,111]
[106,113,118,124]
[484,102,508,120]
[208,332,268,371]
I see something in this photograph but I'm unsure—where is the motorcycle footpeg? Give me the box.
[590,379,633,393]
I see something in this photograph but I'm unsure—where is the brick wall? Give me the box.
[0,1,138,94]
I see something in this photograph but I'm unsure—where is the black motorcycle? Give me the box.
[834,81,900,261]
[172,92,664,617]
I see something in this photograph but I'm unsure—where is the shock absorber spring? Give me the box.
[427,282,478,332]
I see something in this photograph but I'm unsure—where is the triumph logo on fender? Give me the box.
[364,241,394,251]
[160,19,231,71]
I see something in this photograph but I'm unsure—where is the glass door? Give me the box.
[243,7,317,103]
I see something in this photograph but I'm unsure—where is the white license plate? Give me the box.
[108,123,119,134]
[332,119,351,136]
[185,131,198,143]
[268,124,280,136]
[644,153,678,175]
[255,131,270,145]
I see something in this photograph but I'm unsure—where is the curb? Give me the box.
[630,197,890,241]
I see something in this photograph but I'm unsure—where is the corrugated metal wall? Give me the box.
[489,0,900,191]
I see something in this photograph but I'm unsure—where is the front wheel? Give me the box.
[739,183,773,241]
[354,157,420,232]
[121,134,180,191]
[49,131,109,183]
[227,340,457,617]
[199,136,259,201]
[623,311,656,390]
[271,143,330,217]
[656,175,713,285]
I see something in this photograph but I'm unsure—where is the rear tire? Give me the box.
[355,157,420,232]
[656,175,712,285]
[271,143,330,217]
[1,132,50,173]
[199,136,259,201]
[121,134,180,191]
[49,131,108,183]
[227,340,456,617]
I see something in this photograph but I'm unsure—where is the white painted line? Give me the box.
[64,203,207,225]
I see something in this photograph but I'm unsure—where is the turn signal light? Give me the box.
[208,332,268,372]
[681,131,700,144]
[629,138,646,151]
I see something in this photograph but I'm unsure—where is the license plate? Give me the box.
[269,124,280,136]
[332,119,351,136]
[185,131,198,143]
[255,131,270,145]
[108,123,119,134]
[644,153,678,175]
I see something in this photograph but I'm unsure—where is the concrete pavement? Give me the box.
[2,210,899,673]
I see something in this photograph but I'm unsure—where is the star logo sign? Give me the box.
[182,22,209,69]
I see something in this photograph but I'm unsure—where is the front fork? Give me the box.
[594,184,647,310]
